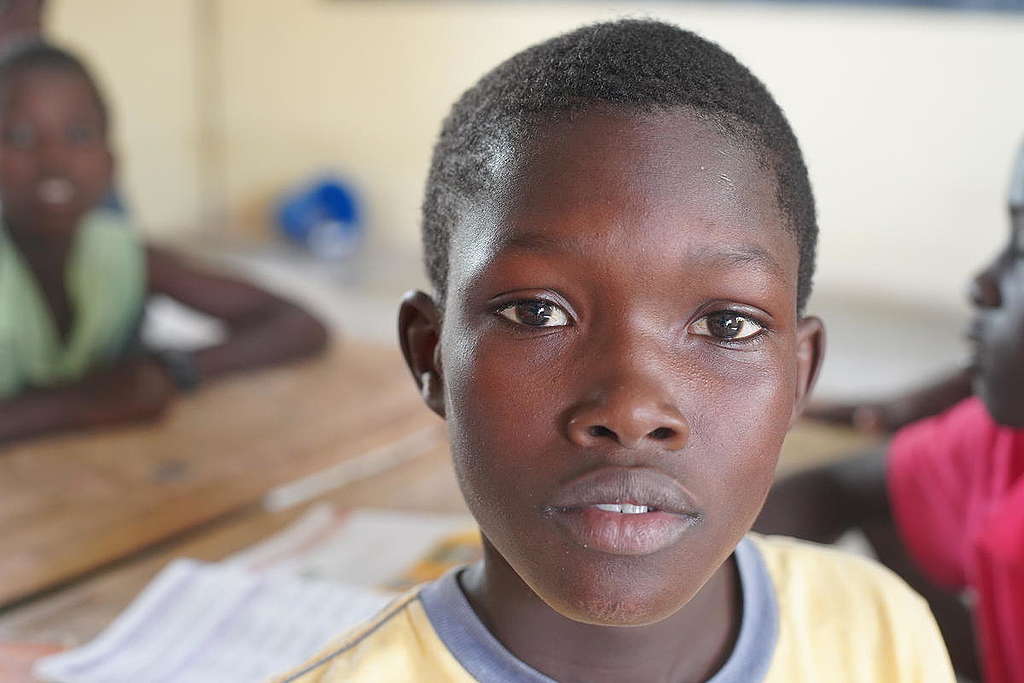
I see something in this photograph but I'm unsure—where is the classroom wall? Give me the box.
[215,0,1024,312]
[49,0,202,238]
[49,1,1024,313]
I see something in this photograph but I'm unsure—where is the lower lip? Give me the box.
[550,507,697,556]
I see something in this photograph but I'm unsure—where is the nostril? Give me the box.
[588,425,616,439]
[648,427,675,440]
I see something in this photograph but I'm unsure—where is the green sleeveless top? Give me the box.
[0,210,146,399]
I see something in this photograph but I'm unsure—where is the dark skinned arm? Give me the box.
[0,248,328,447]
[0,358,175,445]
[145,246,329,381]
[755,451,980,680]
[805,366,974,434]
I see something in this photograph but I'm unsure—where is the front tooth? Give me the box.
[593,503,650,514]
[38,178,75,204]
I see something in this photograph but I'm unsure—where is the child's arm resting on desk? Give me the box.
[755,450,980,680]
[0,358,175,444]
[0,250,329,446]
[146,246,329,382]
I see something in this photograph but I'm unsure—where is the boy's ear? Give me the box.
[790,316,825,428]
[398,290,446,418]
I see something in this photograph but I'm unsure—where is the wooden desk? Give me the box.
[0,435,464,647]
[0,406,878,649]
[0,342,441,608]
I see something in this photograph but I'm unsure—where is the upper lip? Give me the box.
[546,466,699,516]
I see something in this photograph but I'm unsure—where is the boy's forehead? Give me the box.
[448,109,796,289]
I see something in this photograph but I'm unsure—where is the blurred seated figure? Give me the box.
[0,42,328,446]
[757,140,1024,683]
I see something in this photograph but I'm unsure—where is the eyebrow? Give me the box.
[698,245,785,277]
[501,232,785,276]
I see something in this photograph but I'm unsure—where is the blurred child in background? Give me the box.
[757,140,1024,682]
[0,42,328,446]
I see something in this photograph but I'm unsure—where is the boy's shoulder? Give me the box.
[270,586,474,683]
[273,538,955,683]
[751,531,923,602]
[750,533,955,682]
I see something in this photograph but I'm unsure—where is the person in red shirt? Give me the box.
[757,140,1024,683]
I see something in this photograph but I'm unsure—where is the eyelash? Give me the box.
[493,298,769,346]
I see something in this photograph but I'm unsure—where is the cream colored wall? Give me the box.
[45,1,1024,311]
[49,0,201,238]
[217,1,1024,311]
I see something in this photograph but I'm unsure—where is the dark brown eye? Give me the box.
[67,123,97,144]
[498,300,569,327]
[4,123,34,149]
[689,311,763,341]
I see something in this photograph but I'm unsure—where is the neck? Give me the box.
[4,215,77,266]
[460,540,741,683]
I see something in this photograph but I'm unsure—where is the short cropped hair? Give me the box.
[422,19,817,312]
[0,39,108,130]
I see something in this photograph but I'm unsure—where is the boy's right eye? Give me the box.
[497,300,570,328]
[3,124,34,149]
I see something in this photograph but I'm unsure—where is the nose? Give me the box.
[36,137,68,172]
[566,378,690,451]
[969,263,1002,310]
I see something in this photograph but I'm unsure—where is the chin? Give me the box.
[987,404,1024,429]
[977,382,1024,428]
[531,560,698,628]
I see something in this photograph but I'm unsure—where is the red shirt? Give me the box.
[888,397,1024,683]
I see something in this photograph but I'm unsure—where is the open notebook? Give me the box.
[34,507,480,683]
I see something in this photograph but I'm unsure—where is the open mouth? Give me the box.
[37,177,76,206]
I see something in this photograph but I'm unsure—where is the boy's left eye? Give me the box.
[497,300,570,327]
[689,311,764,341]
[67,124,96,144]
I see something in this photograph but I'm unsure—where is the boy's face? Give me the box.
[969,205,1024,428]
[401,110,822,626]
[0,67,112,239]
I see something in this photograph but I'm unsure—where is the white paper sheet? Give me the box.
[33,507,477,683]
[33,558,391,683]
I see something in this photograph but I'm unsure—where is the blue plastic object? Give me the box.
[276,176,362,259]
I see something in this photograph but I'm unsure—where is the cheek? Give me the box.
[989,272,1024,371]
[690,353,796,526]
[0,153,34,182]
[443,331,560,480]
[440,325,583,551]
[72,150,112,191]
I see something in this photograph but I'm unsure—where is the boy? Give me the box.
[757,142,1024,683]
[0,42,328,445]
[276,20,954,682]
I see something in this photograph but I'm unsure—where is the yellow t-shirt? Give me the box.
[272,535,955,682]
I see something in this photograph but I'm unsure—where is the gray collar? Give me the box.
[419,536,778,682]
